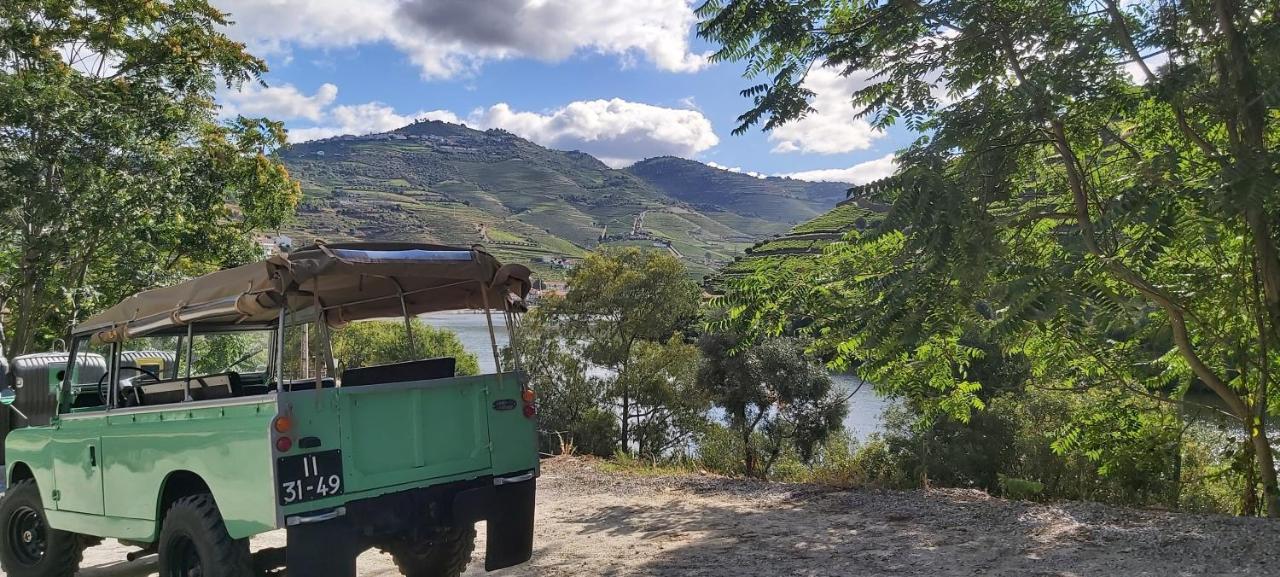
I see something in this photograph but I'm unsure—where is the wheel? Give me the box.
[0,480,83,577]
[157,494,251,577]
[388,525,477,577]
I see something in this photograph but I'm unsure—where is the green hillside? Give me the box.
[708,196,889,289]
[626,156,849,222]
[279,121,830,278]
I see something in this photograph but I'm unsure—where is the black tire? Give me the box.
[389,525,477,577]
[0,480,83,577]
[157,494,252,577]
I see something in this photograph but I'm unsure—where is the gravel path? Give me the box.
[75,457,1280,576]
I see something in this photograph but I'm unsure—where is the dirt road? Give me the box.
[76,457,1280,576]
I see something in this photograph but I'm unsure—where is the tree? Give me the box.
[698,332,847,477]
[699,0,1280,515]
[507,309,617,456]
[0,0,301,366]
[329,320,480,376]
[549,248,704,454]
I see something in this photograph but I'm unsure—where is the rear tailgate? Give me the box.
[336,375,493,492]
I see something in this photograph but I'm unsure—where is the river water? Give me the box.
[420,312,890,441]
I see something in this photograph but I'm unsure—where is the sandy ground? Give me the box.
[71,457,1280,577]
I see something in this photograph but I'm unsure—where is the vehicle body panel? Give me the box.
[7,398,277,541]
[7,374,537,543]
[276,372,538,520]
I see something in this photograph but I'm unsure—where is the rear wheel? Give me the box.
[0,480,83,577]
[157,494,251,577]
[388,525,477,577]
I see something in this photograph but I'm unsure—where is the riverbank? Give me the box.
[79,456,1279,576]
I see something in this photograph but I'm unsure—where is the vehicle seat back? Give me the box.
[341,357,456,387]
[133,373,238,406]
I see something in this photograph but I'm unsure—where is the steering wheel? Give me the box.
[96,366,162,407]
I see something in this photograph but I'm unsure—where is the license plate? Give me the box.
[277,450,345,506]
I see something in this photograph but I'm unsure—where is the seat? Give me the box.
[132,373,238,406]
[340,357,456,388]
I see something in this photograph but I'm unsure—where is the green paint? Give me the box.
[5,374,537,543]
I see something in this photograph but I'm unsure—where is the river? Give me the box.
[420,312,890,441]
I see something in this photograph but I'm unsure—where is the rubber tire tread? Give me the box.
[0,480,83,577]
[391,525,477,577]
[157,493,251,577]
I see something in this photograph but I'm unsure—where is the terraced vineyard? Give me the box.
[708,199,887,289]
[280,121,844,278]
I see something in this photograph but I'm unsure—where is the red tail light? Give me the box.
[523,404,537,418]
[276,436,293,452]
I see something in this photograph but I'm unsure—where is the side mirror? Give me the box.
[1,387,15,405]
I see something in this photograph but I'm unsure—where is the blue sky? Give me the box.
[213,0,908,184]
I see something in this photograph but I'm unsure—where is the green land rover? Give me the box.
[0,242,539,577]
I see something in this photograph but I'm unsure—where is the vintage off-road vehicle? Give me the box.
[0,242,538,577]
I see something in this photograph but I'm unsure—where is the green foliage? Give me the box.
[998,476,1045,501]
[701,0,1280,515]
[517,248,708,458]
[0,0,301,361]
[508,309,616,456]
[329,320,479,376]
[697,331,847,477]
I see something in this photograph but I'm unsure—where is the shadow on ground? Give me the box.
[565,485,1280,577]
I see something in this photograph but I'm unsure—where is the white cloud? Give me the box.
[780,153,897,185]
[706,161,764,179]
[212,0,708,79]
[469,99,718,167]
[768,66,883,155]
[222,83,338,122]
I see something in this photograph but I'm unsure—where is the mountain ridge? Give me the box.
[278,120,858,277]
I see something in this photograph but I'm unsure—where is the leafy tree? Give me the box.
[621,337,708,459]
[550,248,704,453]
[0,0,301,366]
[700,0,1280,515]
[329,320,479,376]
[507,309,617,456]
[698,332,847,477]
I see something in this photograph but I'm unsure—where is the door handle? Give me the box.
[89,445,96,467]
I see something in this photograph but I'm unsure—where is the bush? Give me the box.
[806,435,916,489]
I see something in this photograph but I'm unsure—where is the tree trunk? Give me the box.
[1249,422,1280,517]
[620,389,629,455]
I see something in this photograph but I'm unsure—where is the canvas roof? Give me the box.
[74,242,531,340]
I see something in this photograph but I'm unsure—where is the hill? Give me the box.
[627,156,847,222]
[278,121,840,278]
[707,193,890,290]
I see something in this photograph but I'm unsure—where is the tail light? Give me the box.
[273,415,293,434]
[274,415,293,452]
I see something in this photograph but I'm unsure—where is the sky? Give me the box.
[212,0,910,185]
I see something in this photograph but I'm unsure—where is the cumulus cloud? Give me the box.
[780,153,897,185]
[706,161,765,179]
[470,99,718,167]
[768,66,883,155]
[212,0,708,78]
[246,83,719,166]
[221,83,338,122]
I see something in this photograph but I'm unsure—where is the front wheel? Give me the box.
[0,480,83,577]
[157,494,252,577]
[389,525,477,577]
